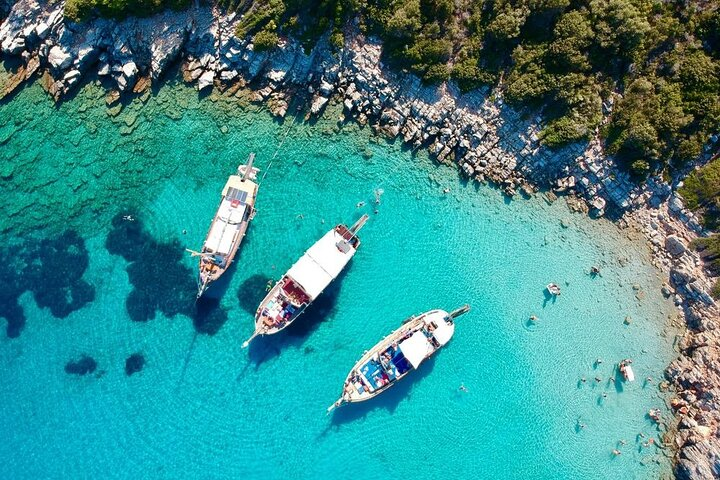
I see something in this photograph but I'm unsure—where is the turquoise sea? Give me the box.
[0,76,679,479]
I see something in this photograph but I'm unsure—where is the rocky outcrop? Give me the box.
[1,1,719,476]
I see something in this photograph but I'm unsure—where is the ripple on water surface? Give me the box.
[0,78,678,479]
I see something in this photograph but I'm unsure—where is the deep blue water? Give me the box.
[0,78,678,479]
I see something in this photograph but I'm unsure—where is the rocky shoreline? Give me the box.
[1,1,719,477]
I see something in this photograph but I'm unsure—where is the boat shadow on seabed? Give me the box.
[542,288,558,307]
[241,268,348,368]
[325,356,438,429]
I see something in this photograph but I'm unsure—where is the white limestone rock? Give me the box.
[35,22,49,39]
[48,45,72,70]
[310,96,328,115]
[666,235,688,257]
[197,70,214,91]
[122,61,138,79]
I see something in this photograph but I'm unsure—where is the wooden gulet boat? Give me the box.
[327,304,470,413]
[242,214,370,348]
[188,154,260,298]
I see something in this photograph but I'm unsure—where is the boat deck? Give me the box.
[257,278,309,330]
[358,345,412,392]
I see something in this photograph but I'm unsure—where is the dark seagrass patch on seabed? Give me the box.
[105,212,228,335]
[0,230,96,338]
[65,355,97,376]
[125,352,145,376]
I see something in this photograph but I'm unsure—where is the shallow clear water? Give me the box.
[0,78,678,479]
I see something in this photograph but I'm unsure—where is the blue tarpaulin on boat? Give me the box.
[392,350,411,375]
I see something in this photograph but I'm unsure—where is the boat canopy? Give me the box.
[286,229,356,300]
[287,255,334,300]
[399,331,432,369]
[206,201,247,255]
[624,365,635,382]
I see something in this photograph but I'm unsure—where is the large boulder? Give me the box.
[666,235,688,257]
[48,45,72,70]
[122,61,138,79]
[197,70,214,91]
[150,29,185,79]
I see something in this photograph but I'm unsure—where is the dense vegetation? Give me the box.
[65,0,189,22]
[692,234,720,299]
[220,0,720,177]
[63,0,719,178]
[681,157,720,230]
[681,157,720,298]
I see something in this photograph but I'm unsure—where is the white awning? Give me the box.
[286,228,357,300]
[306,229,355,277]
[205,200,246,255]
[287,254,334,300]
[399,331,432,369]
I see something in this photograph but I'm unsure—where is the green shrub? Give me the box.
[329,30,344,50]
[253,25,279,52]
[679,159,720,229]
[540,116,590,147]
[64,0,91,22]
[630,159,651,177]
[64,0,189,21]
[423,64,450,84]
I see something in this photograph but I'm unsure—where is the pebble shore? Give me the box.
[1,1,719,477]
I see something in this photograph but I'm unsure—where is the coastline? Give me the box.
[1,1,718,477]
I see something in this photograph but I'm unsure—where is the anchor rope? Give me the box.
[260,106,302,184]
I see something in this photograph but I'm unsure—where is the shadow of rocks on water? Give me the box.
[105,212,228,335]
[0,230,96,338]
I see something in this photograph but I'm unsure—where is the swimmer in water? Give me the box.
[356,201,365,208]
[459,383,468,392]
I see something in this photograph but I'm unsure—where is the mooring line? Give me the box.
[260,107,302,184]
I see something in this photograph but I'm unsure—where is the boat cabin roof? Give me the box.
[286,228,356,300]
[398,331,433,369]
[205,184,255,256]
[424,311,454,346]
